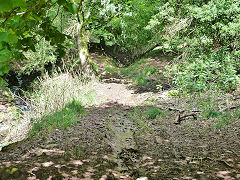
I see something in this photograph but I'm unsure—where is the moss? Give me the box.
[0,167,29,180]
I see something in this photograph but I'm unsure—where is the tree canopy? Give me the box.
[0,0,80,84]
[1,0,240,91]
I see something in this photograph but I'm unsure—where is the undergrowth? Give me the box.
[144,106,165,119]
[178,90,240,130]
[105,58,160,86]
[27,71,96,136]
[130,106,166,134]
[30,99,85,136]
[105,66,118,75]
[168,49,240,93]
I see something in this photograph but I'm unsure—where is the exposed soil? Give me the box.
[0,54,240,179]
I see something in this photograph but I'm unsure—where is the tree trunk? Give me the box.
[76,21,96,80]
[99,36,161,66]
[132,42,160,61]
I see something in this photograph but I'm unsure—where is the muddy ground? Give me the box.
[0,54,240,180]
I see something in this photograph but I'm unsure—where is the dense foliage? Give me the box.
[0,0,81,83]
[164,0,240,92]
[91,0,240,92]
[1,0,240,92]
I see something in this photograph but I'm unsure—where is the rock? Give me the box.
[34,149,43,156]
[0,105,7,112]
[155,136,163,144]
[136,177,148,180]
[142,155,152,161]
[45,143,58,149]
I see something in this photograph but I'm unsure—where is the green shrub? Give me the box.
[201,108,232,129]
[144,106,164,119]
[105,66,118,75]
[204,109,222,119]
[143,67,157,76]
[215,118,231,129]
[120,66,137,76]
[233,107,240,119]
[20,38,57,75]
[131,67,157,85]
[120,59,148,76]
[133,76,148,85]
[171,50,240,93]
[120,59,158,86]
[25,71,96,137]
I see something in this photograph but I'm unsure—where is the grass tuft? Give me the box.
[30,99,85,136]
[105,66,118,75]
[144,106,165,119]
[26,71,96,136]
[215,118,231,129]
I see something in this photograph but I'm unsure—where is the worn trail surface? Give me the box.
[0,79,240,179]
[0,54,240,179]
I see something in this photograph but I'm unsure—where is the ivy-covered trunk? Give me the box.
[76,20,96,80]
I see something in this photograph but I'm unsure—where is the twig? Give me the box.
[52,6,60,21]
[233,96,240,101]
[168,107,184,112]
[203,157,235,168]
[220,105,240,112]
[217,159,235,168]
[174,112,199,124]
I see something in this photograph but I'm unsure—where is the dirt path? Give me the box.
[0,78,240,179]
[1,52,240,179]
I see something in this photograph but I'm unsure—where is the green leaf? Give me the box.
[57,0,66,6]
[72,4,78,14]
[0,56,9,63]
[0,0,26,12]
[64,3,78,14]
[0,0,13,12]
[7,30,18,44]
[0,32,8,42]
[12,0,26,7]
[0,77,4,86]
[0,64,10,75]
[3,65,10,73]
[0,31,18,44]
[8,34,18,44]
[0,48,10,56]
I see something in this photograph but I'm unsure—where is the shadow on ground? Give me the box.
[0,102,240,179]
